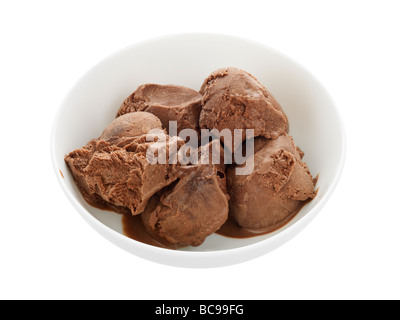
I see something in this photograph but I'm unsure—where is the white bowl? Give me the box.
[51,33,346,268]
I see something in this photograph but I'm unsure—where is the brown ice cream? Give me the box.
[64,67,317,249]
[227,133,316,231]
[199,67,289,145]
[141,141,229,248]
[65,112,183,215]
[100,111,162,141]
[117,84,202,135]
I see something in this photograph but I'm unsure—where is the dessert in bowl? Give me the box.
[51,33,345,267]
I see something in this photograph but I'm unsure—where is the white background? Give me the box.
[1,0,399,300]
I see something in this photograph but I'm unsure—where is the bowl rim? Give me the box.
[50,32,347,267]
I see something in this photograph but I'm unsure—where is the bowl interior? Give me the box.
[52,34,344,253]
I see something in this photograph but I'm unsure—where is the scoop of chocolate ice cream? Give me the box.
[65,112,183,215]
[100,112,162,141]
[227,133,316,231]
[117,84,202,135]
[141,141,229,248]
[199,67,289,145]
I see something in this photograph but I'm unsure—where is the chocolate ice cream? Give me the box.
[100,111,162,141]
[64,66,318,249]
[117,84,202,135]
[199,67,289,145]
[141,141,229,248]
[227,133,316,231]
[65,112,183,215]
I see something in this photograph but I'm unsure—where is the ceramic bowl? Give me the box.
[51,33,346,268]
